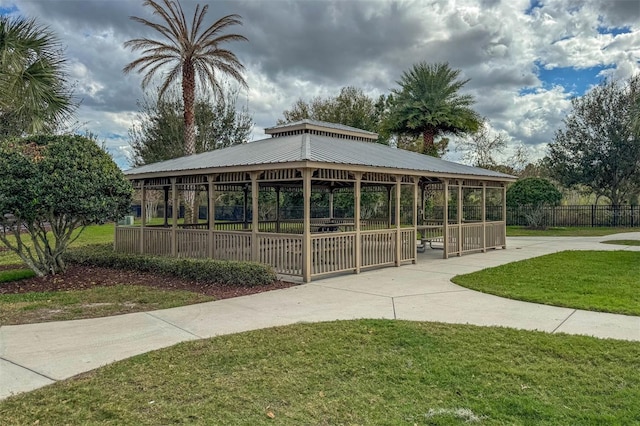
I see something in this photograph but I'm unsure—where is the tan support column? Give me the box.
[275,187,281,233]
[457,180,463,256]
[328,188,334,220]
[302,168,312,282]
[387,186,393,228]
[171,178,178,256]
[140,181,146,254]
[354,172,362,274]
[502,183,507,249]
[395,176,402,266]
[412,177,418,264]
[251,172,260,262]
[208,175,216,259]
[482,182,487,252]
[443,179,449,259]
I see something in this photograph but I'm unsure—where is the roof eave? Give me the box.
[125,160,516,183]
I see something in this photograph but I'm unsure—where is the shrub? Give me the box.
[506,178,562,229]
[64,244,276,287]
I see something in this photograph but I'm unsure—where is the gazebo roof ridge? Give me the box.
[265,119,379,140]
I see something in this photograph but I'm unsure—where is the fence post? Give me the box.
[631,205,635,228]
[591,205,595,228]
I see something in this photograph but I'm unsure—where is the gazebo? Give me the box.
[117,120,516,282]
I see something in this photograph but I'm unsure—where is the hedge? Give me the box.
[64,244,277,287]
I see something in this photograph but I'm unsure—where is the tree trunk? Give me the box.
[182,61,197,223]
[422,127,437,157]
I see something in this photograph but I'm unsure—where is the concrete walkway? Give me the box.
[1,234,639,400]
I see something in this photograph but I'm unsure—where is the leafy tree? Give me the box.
[279,86,390,144]
[129,87,253,166]
[0,135,132,276]
[386,62,481,157]
[507,178,562,207]
[507,177,562,229]
[0,16,75,137]
[456,120,529,174]
[547,76,640,206]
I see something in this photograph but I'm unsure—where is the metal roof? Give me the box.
[124,133,516,180]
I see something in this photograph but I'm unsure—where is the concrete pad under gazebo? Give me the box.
[118,120,516,282]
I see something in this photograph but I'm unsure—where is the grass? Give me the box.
[601,239,640,246]
[506,226,638,236]
[0,269,35,283]
[0,285,214,325]
[0,223,116,267]
[0,320,638,425]
[452,251,640,316]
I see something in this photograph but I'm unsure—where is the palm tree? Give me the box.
[0,16,75,136]
[387,62,481,157]
[123,0,248,158]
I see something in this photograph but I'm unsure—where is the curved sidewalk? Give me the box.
[1,234,639,399]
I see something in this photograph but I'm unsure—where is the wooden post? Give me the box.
[482,182,487,252]
[163,186,169,227]
[443,179,449,259]
[171,178,178,256]
[243,184,249,230]
[354,172,362,274]
[502,183,507,249]
[302,168,312,282]
[412,177,418,264]
[208,175,216,259]
[395,176,402,266]
[140,181,146,255]
[458,180,463,256]
[329,187,334,219]
[251,172,260,262]
[387,185,393,229]
[275,186,281,233]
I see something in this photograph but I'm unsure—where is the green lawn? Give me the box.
[0,285,214,325]
[452,251,640,316]
[0,320,638,425]
[601,239,640,246]
[0,223,116,267]
[506,226,639,236]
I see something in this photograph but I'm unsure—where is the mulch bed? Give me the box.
[0,264,297,299]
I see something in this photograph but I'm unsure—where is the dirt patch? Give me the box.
[0,264,297,300]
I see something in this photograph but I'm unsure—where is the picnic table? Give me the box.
[416,224,444,252]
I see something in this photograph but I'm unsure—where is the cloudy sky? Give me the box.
[2,0,639,169]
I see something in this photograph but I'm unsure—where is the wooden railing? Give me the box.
[115,220,506,279]
[445,221,506,256]
[361,229,395,268]
[258,233,303,276]
[214,231,251,261]
[177,229,208,258]
[311,232,356,275]
[446,225,460,256]
[144,228,172,256]
[400,229,416,262]
[485,221,506,249]
[114,226,139,253]
[461,223,484,253]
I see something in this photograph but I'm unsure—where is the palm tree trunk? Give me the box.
[182,62,197,223]
[422,127,437,157]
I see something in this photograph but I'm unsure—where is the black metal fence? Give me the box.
[130,204,640,228]
[506,205,640,227]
